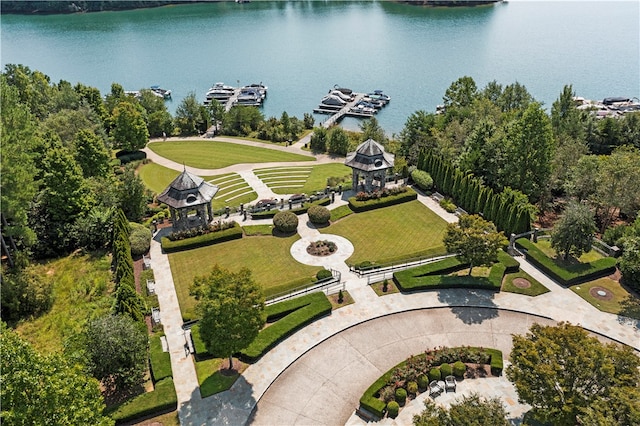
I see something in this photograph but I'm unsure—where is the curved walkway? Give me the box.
[143,136,640,426]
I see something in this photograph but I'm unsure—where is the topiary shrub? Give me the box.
[407,381,418,395]
[453,360,466,378]
[307,204,331,225]
[440,363,452,377]
[129,222,152,257]
[394,388,407,405]
[417,374,429,390]
[428,367,441,382]
[386,401,399,419]
[273,211,298,234]
[316,269,333,280]
[411,169,434,191]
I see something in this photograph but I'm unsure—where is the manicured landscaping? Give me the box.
[502,270,550,296]
[161,222,244,252]
[254,163,351,194]
[320,200,448,266]
[371,279,400,296]
[107,378,178,424]
[328,290,355,309]
[148,141,314,169]
[242,224,274,236]
[194,357,243,398]
[329,204,354,222]
[168,235,323,320]
[535,238,604,263]
[516,238,617,286]
[571,278,640,318]
[348,187,418,213]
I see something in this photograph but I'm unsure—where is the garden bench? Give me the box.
[146,279,156,295]
[444,375,456,392]
[143,255,151,270]
[429,380,443,397]
[432,192,444,202]
[152,307,161,324]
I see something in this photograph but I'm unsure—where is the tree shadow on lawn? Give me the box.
[617,296,640,329]
[437,289,499,325]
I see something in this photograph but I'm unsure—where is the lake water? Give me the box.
[2,1,638,135]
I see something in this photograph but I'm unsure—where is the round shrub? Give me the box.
[386,401,399,418]
[453,360,466,378]
[129,222,152,257]
[440,363,452,377]
[316,269,333,280]
[417,374,429,390]
[273,211,298,234]
[411,169,434,191]
[394,387,407,405]
[428,367,441,382]
[307,204,331,225]
[407,381,418,395]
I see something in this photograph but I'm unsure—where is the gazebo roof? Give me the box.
[345,139,394,172]
[157,169,218,209]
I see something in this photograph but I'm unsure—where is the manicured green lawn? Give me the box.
[254,163,351,194]
[535,239,604,264]
[139,162,181,194]
[148,141,314,169]
[502,270,550,296]
[195,358,241,398]
[571,278,639,318]
[320,200,448,265]
[168,235,322,320]
[15,252,114,353]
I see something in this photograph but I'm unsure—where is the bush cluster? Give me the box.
[316,269,333,280]
[439,198,457,213]
[273,211,298,234]
[161,222,243,253]
[307,204,331,225]
[129,222,152,257]
[354,185,408,202]
[411,169,434,191]
[116,150,147,164]
[349,187,418,213]
[166,221,236,242]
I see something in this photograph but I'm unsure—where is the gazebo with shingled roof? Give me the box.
[345,138,395,193]
[157,168,218,231]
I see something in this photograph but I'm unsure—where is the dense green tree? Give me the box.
[147,109,174,138]
[190,265,265,370]
[73,129,111,178]
[413,394,509,426]
[443,214,508,275]
[481,80,503,103]
[328,126,350,156]
[111,100,149,151]
[618,236,640,292]
[207,98,226,132]
[551,201,597,260]
[507,322,640,426]
[42,105,105,147]
[497,81,533,113]
[398,110,440,163]
[303,112,315,129]
[359,117,387,145]
[222,104,263,136]
[83,314,148,393]
[51,79,81,112]
[69,206,114,251]
[1,263,53,325]
[74,82,109,123]
[309,127,328,153]
[117,164,148,222]
[2,64,55,119]
[564,154,600,202]
[443,76,478,109]
[549,136,589,194]
[551,84,585,140]
[1,324,113,426]
[578,386,640,426]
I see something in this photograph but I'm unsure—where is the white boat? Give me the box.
[243,83,268,98]
[320,94,347,107]
[206,83,236,101]
[236,88,263,105]
[150,85,172,99]
[329,90,352,102]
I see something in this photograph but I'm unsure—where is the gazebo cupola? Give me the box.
[157,169,218,231]
[345,138,395,193]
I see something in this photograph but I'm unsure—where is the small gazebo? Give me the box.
[345,139,395,193]
[157,169,219,231]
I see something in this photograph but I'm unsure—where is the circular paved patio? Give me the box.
[290,233,355,266]
[249,308,558,426]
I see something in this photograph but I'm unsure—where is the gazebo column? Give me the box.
[352,169,359,192]
[379,171,386,189]
[207,202,213,223]
[365,174,373,193]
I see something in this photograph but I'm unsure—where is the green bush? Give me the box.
[487,348,503,375]
[108,377,177,424]
[386,401,399,419]
[439,198,457,213]
[440,363,452,377]
[149,334,172,382]
[251,198,331,219]
[316,269,333,280]
[129,222,152,257]
[160,223,243,253]
[407,381,418,395]
[411,169,434,191]
[116,150,147,164]
[239,292,331,363]
[417,374,429,390]
[453,360,466,378]
[348,187,418,213]
[394,387,407,405]
[428,367,441,382]
[307,204,331,225]
[273,211,299,234]
[516,238,617,285]
[360,374,389,418]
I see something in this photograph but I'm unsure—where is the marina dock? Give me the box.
[315,90,390,129]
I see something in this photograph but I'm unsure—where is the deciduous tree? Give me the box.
[111,100,149,151]
[413,393,509,426]
[551,201,596,260]
[190,265,265,370]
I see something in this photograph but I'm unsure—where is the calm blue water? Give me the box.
[2,1,638,135]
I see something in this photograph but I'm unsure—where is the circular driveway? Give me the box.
[249,308,557,426]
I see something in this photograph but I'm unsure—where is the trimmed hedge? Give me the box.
[149,335,172,382]
[348,187,418,213]
[239,292,332,363]
[160,222,243,252]
[487,348,503,375]
[108,378,177,424]
[360,370,392,418]
[329,205,354,222]
[516,238,617,286]
[411,169,433,191]
[497,250,520,273]
[116,150,147,164]
[251,198,331,219]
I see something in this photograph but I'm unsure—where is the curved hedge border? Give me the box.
[393,252,517,292]
[516,238,617,286]
[348,188,418,213]
[360,347,503,419]
[109,378,177,424]
[160,222,243,253]
[251,198,331,219]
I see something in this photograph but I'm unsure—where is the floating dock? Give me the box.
[315,91,391,128]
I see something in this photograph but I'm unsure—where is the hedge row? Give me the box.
[116,150,147,165]
[149,334,172,383]
[239,292,332,363]
[348,187,418,213]
[486,348,504,375]
[516,238,617,286]
[109,378,177,424]
[250,198,331,219]
[393,254,515,292]
[160,222,243,253]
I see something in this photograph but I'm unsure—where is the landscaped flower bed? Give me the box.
[307,240,337,256]
[359,346,503,419]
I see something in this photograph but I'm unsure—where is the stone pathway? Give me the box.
[144,136,640,426]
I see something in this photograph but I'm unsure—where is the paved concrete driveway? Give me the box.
[249,308,557,426]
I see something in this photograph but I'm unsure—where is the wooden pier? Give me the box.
[316,93,378,128]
